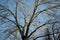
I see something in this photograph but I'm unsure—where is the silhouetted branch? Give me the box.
[32,4,60,21]
[38,1,60,6]
[14,2,23,37]
[0,4,15,17]
[52,23,56,40]
[3,27,18,40]
[0,15,16,25]
[28,21,60,38]
[25,0,39,37]
[34,31,60,40]
[47,28,51,40]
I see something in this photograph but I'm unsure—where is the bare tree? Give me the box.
[0,0,60,40]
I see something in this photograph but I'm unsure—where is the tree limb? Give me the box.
[0,4,15,17]
[34,31,60,40]
[25,0,39,36]
[0,15,16,25]
[32,4,60,21]
[14,2,23,38]
[28,21,60,38]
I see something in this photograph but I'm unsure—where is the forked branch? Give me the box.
[28,21,60,38]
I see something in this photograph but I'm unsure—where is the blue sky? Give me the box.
[0,0,56,40]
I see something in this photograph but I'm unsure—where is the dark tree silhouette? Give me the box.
[0,0,60,40]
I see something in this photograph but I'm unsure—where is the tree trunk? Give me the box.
[22,36,28,40]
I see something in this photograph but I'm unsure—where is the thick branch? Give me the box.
[15,2,23,38]
[0,4,15,17]
[32,4,60,21]
[28,21,60,38]
[0,15,16,25]
[0,4,23,29]
[34,31,60,40]
[25,4,60,37]
[38,1,60,6]
[25,0,39,36]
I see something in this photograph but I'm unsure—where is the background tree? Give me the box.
[0,0,60,40]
